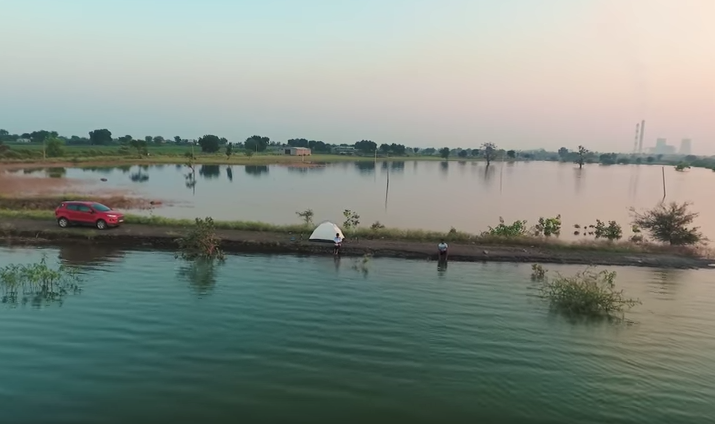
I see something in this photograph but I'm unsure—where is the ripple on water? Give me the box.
[1,248,715,423]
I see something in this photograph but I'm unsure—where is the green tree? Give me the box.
[558,147,569,158]
[144,136,153,144]
[153,136,165,144]
[646,156,655,163]
[482,143,497,166]
[174,136,181,143]
[379,143,391,154]
[439,147,450,159]
[225,143,233,158]
[244,135,270,152]
[45,137,65,158]
[354,140,377,154]
[506,150,516,159]
[458,150,468,158]
[89,129,112,145]
[198,134,221,153]
[631,202,703,245]
[118,135,133,144]
[577,145,588,169]
[129,139,148,156]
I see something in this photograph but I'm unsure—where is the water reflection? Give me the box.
[118,164,132,173]
[390,161,405,173]
[226,167,233,182]
[46,167,66,178]
[57,244,126,268]
[130,169,149,183]
[440,161,449,177]
[245,165,269,177]
[199,165,221,180]
[354,161,376,175]
[574,168,584,194]
[178,260,221,296]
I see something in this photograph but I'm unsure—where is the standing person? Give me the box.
[333,233,343,256]
[438,239,449,261]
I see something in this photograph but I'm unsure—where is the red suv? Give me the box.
[54,201,125,230]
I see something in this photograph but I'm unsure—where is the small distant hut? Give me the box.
[284,147,311,156]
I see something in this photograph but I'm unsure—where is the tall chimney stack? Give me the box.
[633,123,640,153]
[638,120,646,153]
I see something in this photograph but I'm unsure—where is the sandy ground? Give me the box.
[0,218,713,269]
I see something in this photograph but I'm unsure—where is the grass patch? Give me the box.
[0,208,709,257]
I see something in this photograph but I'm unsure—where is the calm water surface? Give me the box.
[1,246,715,423]
[10,161,714,238]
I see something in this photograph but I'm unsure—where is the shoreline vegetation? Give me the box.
[0,209,712,269]
[1,129,714,171]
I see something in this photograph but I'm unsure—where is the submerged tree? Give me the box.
[0,256,82,307]
[176,217,225,261]
[537,266,639,319]
[576,145,588,169]
[630,202,704,245]
[482,143,497,166]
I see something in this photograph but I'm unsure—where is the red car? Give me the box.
[54,201,125,230]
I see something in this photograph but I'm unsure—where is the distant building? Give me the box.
[652,138,676,155]
[15,138,31,143]
[679,139,692,155]
[284,147,311,156]
[332,146,356,155]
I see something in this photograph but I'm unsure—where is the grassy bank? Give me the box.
[0,209,706,257]
[0,146,472,166]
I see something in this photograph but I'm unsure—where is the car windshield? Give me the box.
[92,203,111,212]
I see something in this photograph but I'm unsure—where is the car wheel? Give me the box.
[57,217,69,228]
[96,219,107,230]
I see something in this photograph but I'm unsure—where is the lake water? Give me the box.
[1,246,715,423]
[8,161,715,238]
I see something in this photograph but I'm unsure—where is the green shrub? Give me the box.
[593,219,623,241]
[0,256,81,306]
[485,217,528,237]
[538,267,640,317]
[631,202,704,245]
[175,217,225,261]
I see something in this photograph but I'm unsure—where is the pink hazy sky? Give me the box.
[1,0,713,152]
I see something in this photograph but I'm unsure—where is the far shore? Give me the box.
[1,218,712,269]
[0,153,486,169]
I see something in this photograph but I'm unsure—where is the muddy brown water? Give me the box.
[3,161,713,240]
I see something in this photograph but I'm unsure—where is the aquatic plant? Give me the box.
[593,219,623,241]
[531,264,547,281]
[538,267,640,318]
[0,256,81,307]
[176,217,225,261]
[631,202,704,245]
[370,221,386,230]
[533,215,562,237]
[342,209,360,231]
[485,217,528,237]
[351,254,371,276]
[295,209,314,226]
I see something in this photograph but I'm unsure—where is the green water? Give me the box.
[1,247,715,423]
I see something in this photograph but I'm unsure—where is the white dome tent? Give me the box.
[309,221,345,243]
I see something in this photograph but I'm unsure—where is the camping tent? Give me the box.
[309,221,345,243]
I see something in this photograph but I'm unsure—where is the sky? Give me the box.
[1,0,713,153]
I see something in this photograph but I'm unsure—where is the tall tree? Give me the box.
[198,134,221,153]
[379,143,391,154]
[354,140,377,154]
[144,136,153,144]
[577,145,588,169]
[439,147,450,160]
[558,147,569,158]
[506,150,516,159]
[225,143,233,158]
[45,137,65,158]
[118,135,133,144]
[153,136,165,144]
[244,135,269,152]
[482,143,497,166]
[89,129,112,145]
[174,136,181,143]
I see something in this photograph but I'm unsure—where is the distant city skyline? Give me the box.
[1,0,713,153]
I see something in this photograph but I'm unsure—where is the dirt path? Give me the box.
[1,219,713,269]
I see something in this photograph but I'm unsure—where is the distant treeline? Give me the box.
[0,128,713,171]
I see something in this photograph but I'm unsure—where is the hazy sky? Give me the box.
[1,0,713,152]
